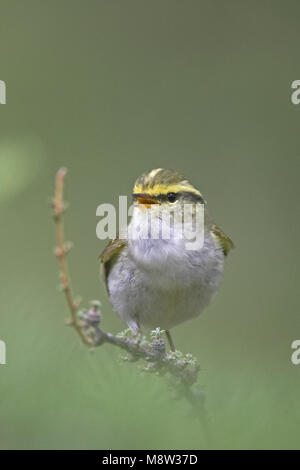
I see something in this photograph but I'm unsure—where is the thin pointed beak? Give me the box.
[133,194,159,208]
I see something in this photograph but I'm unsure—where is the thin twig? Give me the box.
[52,168,91,345]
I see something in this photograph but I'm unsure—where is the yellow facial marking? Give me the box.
[133,183,202,198]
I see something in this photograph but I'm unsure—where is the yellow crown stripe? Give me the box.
[133,183,202,197]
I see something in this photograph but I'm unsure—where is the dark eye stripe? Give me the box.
[133,192,205,204]
[158,192,204,203]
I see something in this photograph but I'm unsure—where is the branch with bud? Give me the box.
[51,168,204,410]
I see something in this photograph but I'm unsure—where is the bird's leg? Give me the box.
[128,319,140,336]
[165,330,175,352]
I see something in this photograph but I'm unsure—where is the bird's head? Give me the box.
[129,169,208,261]
[132,168,205,208]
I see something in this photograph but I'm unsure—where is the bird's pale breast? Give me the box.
[107,231,225,332]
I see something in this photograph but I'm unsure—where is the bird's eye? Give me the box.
[167,192,177,203]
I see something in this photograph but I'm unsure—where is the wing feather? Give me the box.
[211,224,234,256]
[99,237,127,292]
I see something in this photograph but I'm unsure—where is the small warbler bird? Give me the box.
[100,168,233,350]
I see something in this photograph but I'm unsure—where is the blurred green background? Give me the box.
[0,0,300,450]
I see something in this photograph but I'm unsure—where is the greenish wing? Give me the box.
[99,237,127,292]
[211,224,234,256]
